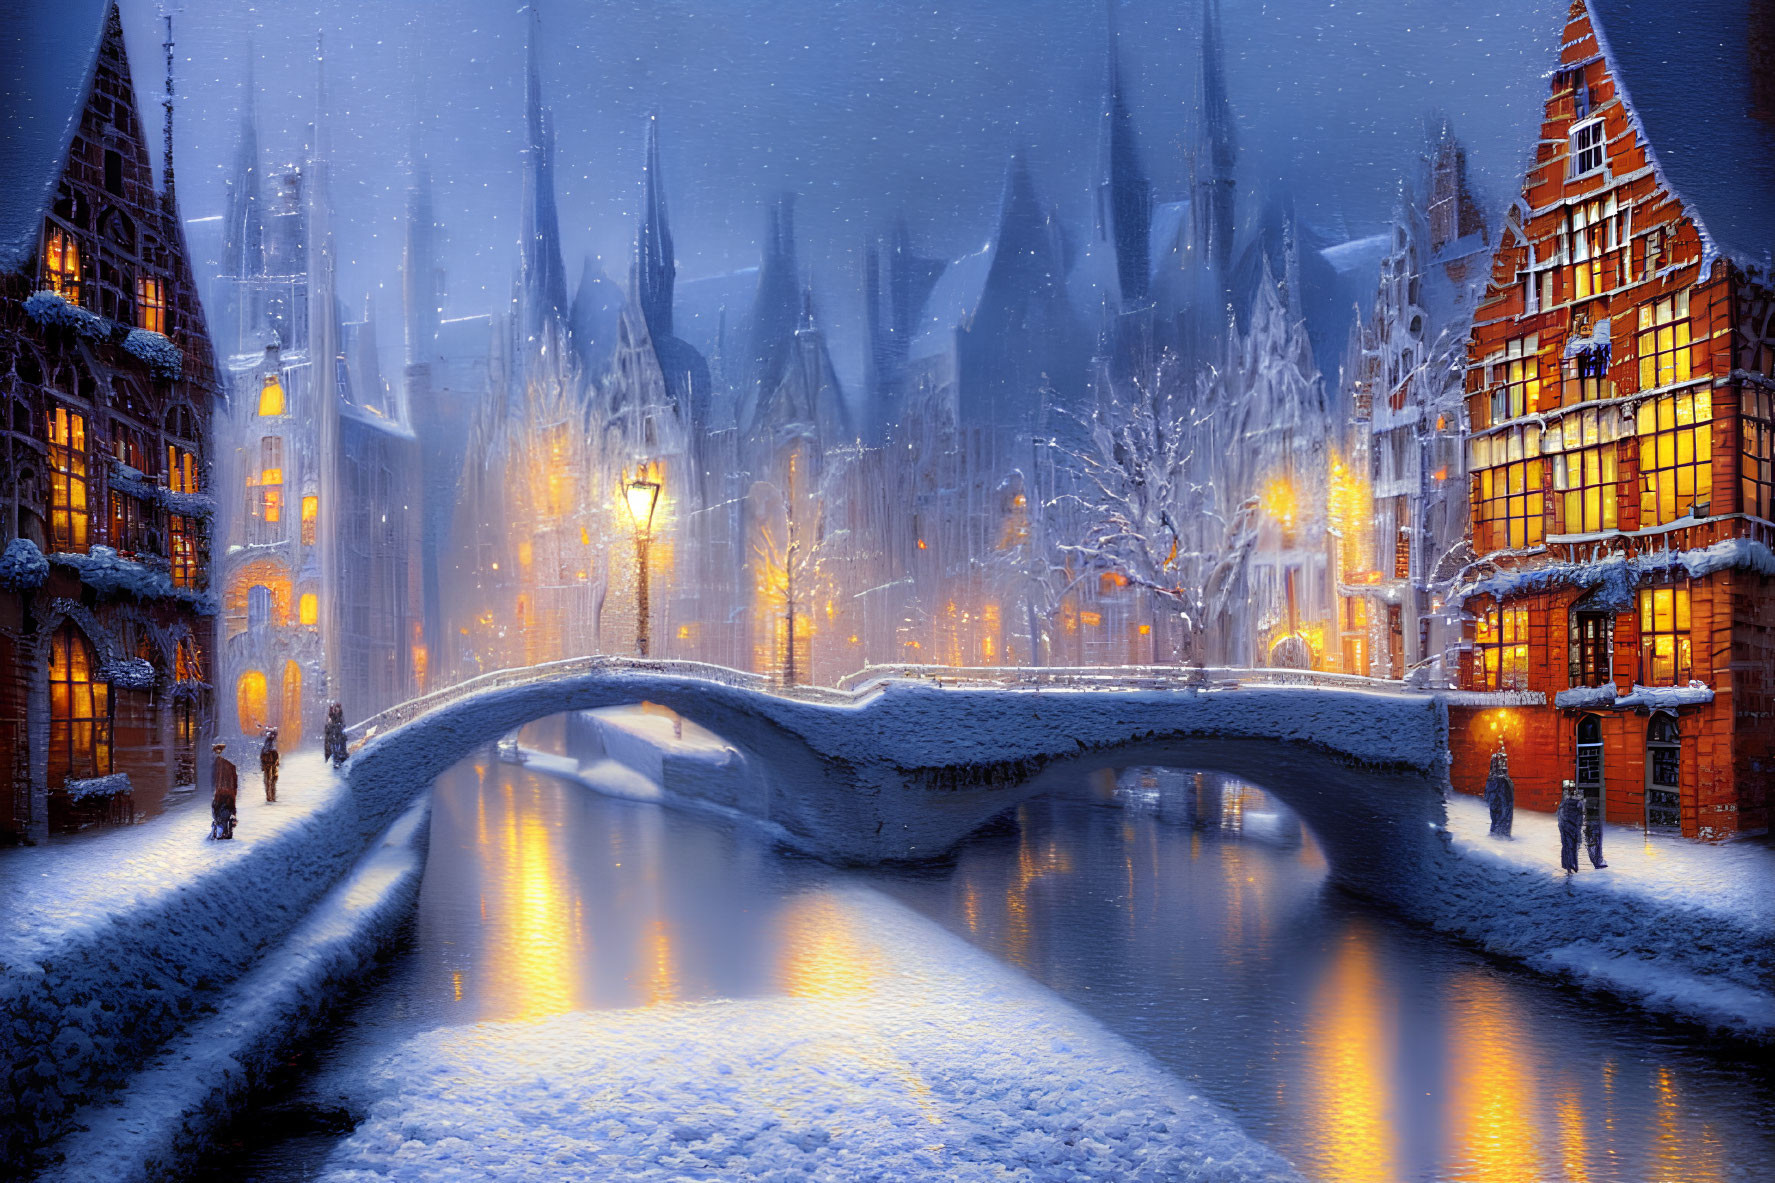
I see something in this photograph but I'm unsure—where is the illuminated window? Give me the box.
[1474,602,1529,691]
[1551,439,1618,534]
[169,514,198,588]
[1472,424,1544,552]
[1636,388,1712,526]
[49,623,110,787]
[1638,585,1692,686]
[1743,385,1775,521]
[236,668,269,735]
[258,373,285,417]
[1488,337,1540,423]
[166,444,198,494]
[300,495,318,545]
[175,636,203,683]
[43,224,81,303]
[1570,118,1605,178]
[1566,198,1622,302]
[1637,292,1693,392]
[47,406,90,552]
[298,591,318,625]
[135,275,166,334]
[1569,610,1614,688]
[281,661,302,746]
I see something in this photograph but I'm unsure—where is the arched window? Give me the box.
[48,623,110,787]
[43,224,82,303]
[1575,713,1604,798]
[236,669,269,735]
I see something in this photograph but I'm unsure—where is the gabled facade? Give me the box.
[1449,0,1775,839]
[0,2,220,840]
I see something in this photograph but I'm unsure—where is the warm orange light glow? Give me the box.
[236,668,269,734]
[1080,610,1103,627]
[300,495,318,544]
[257,373,285,417]
[917,538,927,549]
[776,891,879,998]
[135,276,166,334]
[298,591,318,625]
[624,476,662,535]
[281,660,302,746]
[1302,922,1398,1181]
[1262,476,1297,527]
[43,224,81,303]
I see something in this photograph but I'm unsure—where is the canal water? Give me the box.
[198,717,1774,1182]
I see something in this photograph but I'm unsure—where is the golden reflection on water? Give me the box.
[1302,923,1397,1183]
[475,770,580,1021]
[1448,973,1543,1182]
[776,891,881,999]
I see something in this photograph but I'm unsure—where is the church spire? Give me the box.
[518,2,569,347]
[1096,0,1150,307]
[1196,0,1237,289]
[637,111,675,343]
[221,51,263,285]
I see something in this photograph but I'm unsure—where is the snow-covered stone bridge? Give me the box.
[346,657,1466,899]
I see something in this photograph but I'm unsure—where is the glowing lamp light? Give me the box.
[625,477,662,538]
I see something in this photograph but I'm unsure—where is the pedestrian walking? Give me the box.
[210,742,238,840]
[1557,780,1584,873]
[1482,740,1515,837]
[260,728,280,802]
[323,702,348,768]
[1584,791,1608,869]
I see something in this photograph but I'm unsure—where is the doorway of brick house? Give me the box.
[1576,713,1605,831]
[1645,712,1682,833]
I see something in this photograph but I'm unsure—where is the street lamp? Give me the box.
[624,474,661,657]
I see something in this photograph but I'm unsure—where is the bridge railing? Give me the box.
[834,663,1419,696]
[346,656,1505,746]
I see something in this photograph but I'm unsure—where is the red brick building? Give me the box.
[0,2,220,842]
[1448,0,1775,839]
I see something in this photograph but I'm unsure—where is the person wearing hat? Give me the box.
[260,728,280,803]
[210,742,239,839]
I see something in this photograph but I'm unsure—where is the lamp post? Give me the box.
[624,474,661,657]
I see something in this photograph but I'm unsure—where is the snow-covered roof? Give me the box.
[0,0,112,274]
[1588,0,1775,271]
[908,243,994,362]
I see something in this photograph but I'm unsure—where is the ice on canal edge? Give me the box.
[317,885,1304,1183]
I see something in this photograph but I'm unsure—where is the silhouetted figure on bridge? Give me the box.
[324,702,348,768]
[210,742,238,840]
[1483,741,1515,836]
[1557,781,1584,873]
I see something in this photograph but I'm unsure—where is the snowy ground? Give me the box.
[1436,791,1775,1037]
[0,754,397,1170]
[34,794,431,1183]
[316,885,1305,1183]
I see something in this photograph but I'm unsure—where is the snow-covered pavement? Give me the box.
[1438,790,1775,1036]
[317,885,1305,1183]
[1445,790,1775,930]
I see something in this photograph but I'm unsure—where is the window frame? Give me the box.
[48,622,112,788]
[47,405,90,553]
[1637,583,1693,686]
[1474,601,1530,691]
[1570,118,1607,179]
[1636,388,1713,525]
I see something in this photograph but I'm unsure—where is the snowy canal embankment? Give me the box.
[36,796,430,1183]
[1429,792,1775,1039]
[0,753,430,1175]
[314,884,1304,1183]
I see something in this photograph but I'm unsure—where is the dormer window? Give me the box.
[1571,119,1605,178]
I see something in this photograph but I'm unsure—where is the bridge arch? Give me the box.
[342,663,1456,904]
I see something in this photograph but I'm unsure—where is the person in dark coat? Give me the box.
[260,729,280,802]
[1583,790,1608,869]
[210,742,239,839]
[1482,741,1515,836]
[323,702,348,768]
[1557,782,1584,873]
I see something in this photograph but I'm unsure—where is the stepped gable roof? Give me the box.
[0,0,112,273]
[1587,0,1775,270]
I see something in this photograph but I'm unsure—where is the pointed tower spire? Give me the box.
[1096,0,1150,307]
[518,2,569,347]
[1197,0,1237,288]
[221,50,263,284]
[160,12,177,214]
[637,110,675,343]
